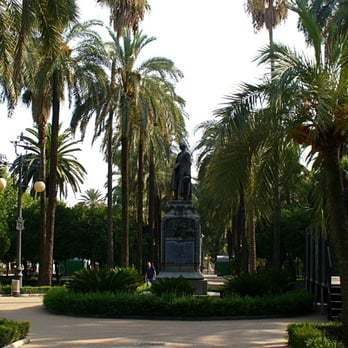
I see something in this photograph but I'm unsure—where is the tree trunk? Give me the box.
[272,158,281,270]
[136,127,145,271]
[237,186,248,273]
[268,1,282,270]
[227,227,233,260]
[42,70,60,285]
[38,120,47,285]
[107,110,114,268]
[121,97,129,267]
[247,207,257,273]
[148,152,156,263]
[322,146,348,346]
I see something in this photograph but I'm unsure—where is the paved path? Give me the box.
[0,296,323,347]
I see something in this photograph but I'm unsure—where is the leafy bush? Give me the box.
[224,270,295,297]
[0,319,30,346]
[44,287,313,318]
[67,268,142,294]
[288,323,343,348]
[306,337,343,348]
[151,277,194,297]
[0,285,52,295]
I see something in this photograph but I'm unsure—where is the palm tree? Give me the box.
[19,14,107,284]
[0,0,19,112]
[79,189,105,208]
[97,0,149,37]
[107,30,184,267]
[95,0,149,269]
[258,0,348,342]
[246,0,289,269]
[11,126,86,198]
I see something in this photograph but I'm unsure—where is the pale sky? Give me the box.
[0,0,308,204]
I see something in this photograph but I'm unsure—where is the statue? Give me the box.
[172,142,192,201]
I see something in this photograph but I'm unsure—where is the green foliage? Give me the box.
[67,268,142,294]
[257,205,311,266]
[288,323,343,348]
[224,270,295,297]
[0,175,17,260]
[44,287,313,318]
[150,277,194,297]
[0,319,30,346]
[0,285,52,295]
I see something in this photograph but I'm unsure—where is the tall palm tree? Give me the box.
[258,0,348,342]
[97,0,149,37]
[246,0,289,269]
[135,78,186,269]
[0,0,19,112]
[20,13,107,284]
[96,0,149,268]
[107,30,184,266]
[79,189,105,208]
[11,126,86,198]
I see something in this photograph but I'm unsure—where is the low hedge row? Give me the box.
[288,322,343,348]
[44,287,313,318]
[0,319,30,347]
[0,285,52,295]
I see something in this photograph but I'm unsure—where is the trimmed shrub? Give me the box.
[151,277,194,297]
[0,319,30,346]
[44,287,313,318]
[224,270,295,297]
[0,285,52,295]
[306,337,343,348]
[288,323,343,348]
[67,268,142,294]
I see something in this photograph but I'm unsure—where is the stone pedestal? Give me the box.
[158,201,207,295]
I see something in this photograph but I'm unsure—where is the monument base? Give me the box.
[157,271,207,295]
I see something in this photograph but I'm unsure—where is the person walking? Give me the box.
[145,261,156,285]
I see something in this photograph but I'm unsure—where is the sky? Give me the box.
[0,0,308,205]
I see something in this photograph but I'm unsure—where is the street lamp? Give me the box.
[0,134,46,292]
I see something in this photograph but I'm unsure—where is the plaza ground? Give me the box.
[0,296,323,347]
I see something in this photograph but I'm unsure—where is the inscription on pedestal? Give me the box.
[165,240,195,265]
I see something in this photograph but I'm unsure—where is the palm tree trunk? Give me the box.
[42,70,60,285]
[237,186,248,273]
[121,96,129,267]
[107,110,114,268]
[247,206,257,273]
[268,0,282,270]
[136,127,145,271]
[148,152,156,263]
[38,121,47,285]
[322,146,348,346]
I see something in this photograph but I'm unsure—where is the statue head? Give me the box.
[179,142,187,151]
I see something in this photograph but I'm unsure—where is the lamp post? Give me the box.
[0,134,46,292]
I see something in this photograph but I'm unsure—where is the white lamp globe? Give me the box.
[0,178,7,192]
[34,181,46,193]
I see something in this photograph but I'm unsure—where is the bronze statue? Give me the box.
[172,142,192,201]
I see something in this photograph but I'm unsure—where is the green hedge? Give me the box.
[288,322,343,348]
[224,270,295,297]
[150,277,194,297]
[44,287,313,318]
[0,285,52,295]
[0,319,30,347]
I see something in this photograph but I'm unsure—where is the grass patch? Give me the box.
[44,287,313,319]
[288,322,343,348]
[0,285,52,295]
[0,319,29,347]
